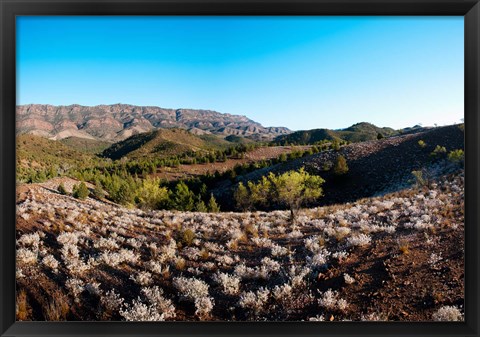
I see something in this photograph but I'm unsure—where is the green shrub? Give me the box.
[195,197,208,212]
[179,228,196,247]
[448,149,464,164]
[92,179,105,199]
[418,140,426,148]
[412,170,426,187]
[171,181,195,211]
[431,145,447,157]
[57,183,67,195]
[238,167,324,222]
[333,155,349,176]
[72,182,89,200]
[234,182,251,211]
[207,194,220,213]
[136,177,169,209]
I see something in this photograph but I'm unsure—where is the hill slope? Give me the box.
[275,122,399,145]
[16,103,291,142]
[216,125,464,208]
[59,137,112,154]
[16,134,99,181]
[101,128,231,161]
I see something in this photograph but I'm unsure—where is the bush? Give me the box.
[195,197,208,212]
[234,182,251,211]
[207,194,220,213]
[239,167,324,222]
[57,183,67,195]
[72,182,89,200]
[178,229,195,247]
[333,155,349,176]
[448,149,464,164]
[418,140,426,148]
[432,305,463,321]
[92,179,105,199]
[412,170,427,187]
[171,181,195,211]
[136,178,169,209]
[431,145,447,157]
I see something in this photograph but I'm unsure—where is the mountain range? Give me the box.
[16,104,291,142]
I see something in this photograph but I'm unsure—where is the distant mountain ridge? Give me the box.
[274,122,401,145]
[16,104,291,142]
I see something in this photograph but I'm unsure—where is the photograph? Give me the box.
[15,16,465,322]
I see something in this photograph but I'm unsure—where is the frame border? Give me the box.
[1,1,479,336]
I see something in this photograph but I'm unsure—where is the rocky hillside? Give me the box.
[16,104,291,142]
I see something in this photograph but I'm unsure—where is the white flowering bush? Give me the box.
[17,232,41,249]
[194,296,214,319]
[432,305,463,321]
[347,234,372,247]
[130,271,153,286]
[318,289,348,311]
[65,278,84,297]
[57,232,79,246]
[141,286,176,319]
[343,273,355,285]
[101,289,124,312]
[238,287,270,315]
[213,272,241,295]
[17,248,37,265]
[173,277,210,300]
[42,254,59,272]
[120,298,165,321]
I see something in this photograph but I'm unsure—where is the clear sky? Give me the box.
[16,16,464,131]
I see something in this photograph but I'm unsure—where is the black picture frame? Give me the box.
[1,1,478,336]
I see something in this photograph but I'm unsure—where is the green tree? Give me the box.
[243,168,324,223]
[136,177,169,209]
[73,182,89,200]
[93,179,105,199]
[195,196,208,212]
[333,155,349,176]
[112,181,135,205]
[172,181,195,211]
[234,182,251,211]
[270,168,324,222]
[57,183,67,195]
[248,175,272,207]
[207,194,220,213]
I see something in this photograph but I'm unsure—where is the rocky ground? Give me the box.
[15,169,464,321]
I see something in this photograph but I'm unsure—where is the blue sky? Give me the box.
[16,16,464,131]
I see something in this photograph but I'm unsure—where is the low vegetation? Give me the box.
[16,170,464,321]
